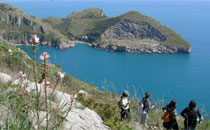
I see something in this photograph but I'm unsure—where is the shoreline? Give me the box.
[14,41,191,54]
[88,43,191,54]
[6,38,190,54]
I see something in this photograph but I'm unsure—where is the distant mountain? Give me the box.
[0,3,191,53]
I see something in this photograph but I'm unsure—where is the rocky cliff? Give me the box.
[91,43,190,54]
[102,19,166,41]
[0,4,74,49]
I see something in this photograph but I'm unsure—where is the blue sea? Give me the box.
[2,0,210,113]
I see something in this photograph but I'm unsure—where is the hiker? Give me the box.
[139,92,156,128]
[181,100,202,130]
[120,90,130,120]
[162,100,179,130]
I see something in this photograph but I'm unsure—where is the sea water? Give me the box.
[3,0,210,113]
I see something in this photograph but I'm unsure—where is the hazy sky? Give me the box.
[1,0,210,1]
[0,0,210,3]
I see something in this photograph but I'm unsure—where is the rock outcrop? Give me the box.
[0,72,12,84]
[0,4,74,50]
[97,19,190,54]
[63,108,110,130]
[40,41,75,50]
[91,43,191,54]
[102,19,166,42]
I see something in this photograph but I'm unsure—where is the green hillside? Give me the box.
[0,4,69,48]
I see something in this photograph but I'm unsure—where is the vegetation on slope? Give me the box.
[120,11,190,49]
[0,4,69,47]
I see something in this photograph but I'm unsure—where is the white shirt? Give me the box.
[121,97,129,110]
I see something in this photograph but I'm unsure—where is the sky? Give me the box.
[1,0,210,1]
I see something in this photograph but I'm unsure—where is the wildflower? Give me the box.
[40,79,50,87]
[57,72,65,79]
[25,89,29,95]
[46,81,50,87]
[18,71,26,79]
[8,49,13,55]
[31,34,40,45]
[39,52,50,62]
[70,94,77,102]
[18,71,23,78]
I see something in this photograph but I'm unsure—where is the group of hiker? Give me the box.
[120,90,203,130]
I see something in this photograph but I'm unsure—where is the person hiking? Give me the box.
[139,92,156,128]
[120,90,130,120]
[162,100,179,130]
[181,100,202,130]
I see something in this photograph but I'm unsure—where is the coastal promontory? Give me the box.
[0,3,191,53]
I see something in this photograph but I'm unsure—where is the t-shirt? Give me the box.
[121,97,129,110]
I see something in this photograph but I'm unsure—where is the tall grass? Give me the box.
[0,37,72,130]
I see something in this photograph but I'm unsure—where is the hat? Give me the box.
[122,90,129,97]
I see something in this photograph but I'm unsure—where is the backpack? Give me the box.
[162,111,170,123]
[138,98,149,115]
[143,99,149,112]
[138,99,144,114]
[118,97,123,109]
[187,108,197,123]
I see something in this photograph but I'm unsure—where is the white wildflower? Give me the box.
[40,79,50,87]
[17,71,27,84]
[39,52,50,62]
[8,49,13,55]
[31,34,40,45]
[22,73,26,78]
[18,71,23,78]
[8,49,13,53]
[70,94,77,102]
[57,72,65,79]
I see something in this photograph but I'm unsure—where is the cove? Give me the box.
[18,44,210,113]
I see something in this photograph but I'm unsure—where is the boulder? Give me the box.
[78,90,89,97]
[63,108,110,130]
[116,46,126,52]
[29,110,50,129]
[0,72,12,83]
[58,42,75,50]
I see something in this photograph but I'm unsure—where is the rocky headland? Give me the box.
[0,3,191,53]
